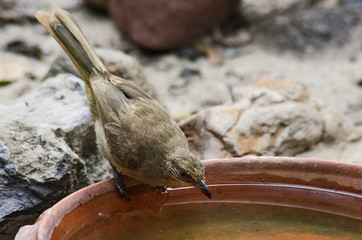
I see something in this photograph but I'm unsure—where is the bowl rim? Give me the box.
[15,156,362,240]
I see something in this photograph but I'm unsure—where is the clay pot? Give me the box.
[16,157,362,239]
[108,0,240,50]
[83,0,109,11]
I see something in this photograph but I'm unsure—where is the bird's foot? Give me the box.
[111,165,130,201]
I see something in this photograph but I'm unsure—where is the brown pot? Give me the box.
[16,157,362,239]
[83,0,109,11]
[108,0,239,50]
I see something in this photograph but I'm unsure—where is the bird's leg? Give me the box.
[111,165,130,200]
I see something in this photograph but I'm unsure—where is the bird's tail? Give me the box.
[36,5,107,84]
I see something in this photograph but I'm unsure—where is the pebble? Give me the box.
[0,59,25,84]
[179,68,200,78]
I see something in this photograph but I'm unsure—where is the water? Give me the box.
[74,202,361,240]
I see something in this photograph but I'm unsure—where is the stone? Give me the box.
[0,59,25,84]
[230,102,324,156]
[108,0,239,50]
[199,84,232,109]
[180,112,234,160]
[0,74,110,240]
[2,0,79,21]
[231,78,309,105]
[155,58,174,72]
[322,108,361,143]
[242,0,306,20]
[213,28,252,47]
[179,78,353,160]
[179,67,201,79]
[223,48,242,58]
[5,40,43,59]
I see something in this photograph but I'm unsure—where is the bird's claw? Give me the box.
[111,165,130,200]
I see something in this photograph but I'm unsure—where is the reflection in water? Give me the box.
[78,202,361,240]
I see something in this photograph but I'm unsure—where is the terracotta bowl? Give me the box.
[108,0,239,50]
[16,157,362,240]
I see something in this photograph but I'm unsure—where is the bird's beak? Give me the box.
[195,180,212,199]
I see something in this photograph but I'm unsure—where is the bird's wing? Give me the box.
[90,72,132,123]
[90,70,157,120]
[106,72,153,100]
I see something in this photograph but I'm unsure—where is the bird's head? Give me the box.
[166,150,211,199]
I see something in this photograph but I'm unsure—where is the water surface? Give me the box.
[76,202,361,240]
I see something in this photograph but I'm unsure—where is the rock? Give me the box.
[199,84,232,109]
[322,109,361,143]
[231,78,309,105]
[176,46,205,61]
[0,74,110,240]
[179,67,201,79]
[249,1,360,53]
[213,28,252,47]
[108,0,239,50]
[154,58,174,72]
[0,59,25,84]
[169,78,191,92]
[0,0,23,24]
[179,78,353,159]
[230,102,324,156]
[44,47,159,100]
[181,113,234,160]
[169,67,201,91]
[0,0,79,22]
[223,48,242,58]
[357,79,362,88]
[43,54,80,80]
[242,0,306,20]
[5,40,43,59]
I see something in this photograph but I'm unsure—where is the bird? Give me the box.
[35,5,211,200]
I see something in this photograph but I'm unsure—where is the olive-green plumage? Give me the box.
[36,5,211,200]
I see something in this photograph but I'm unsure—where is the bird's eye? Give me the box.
[180,170,187,178]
